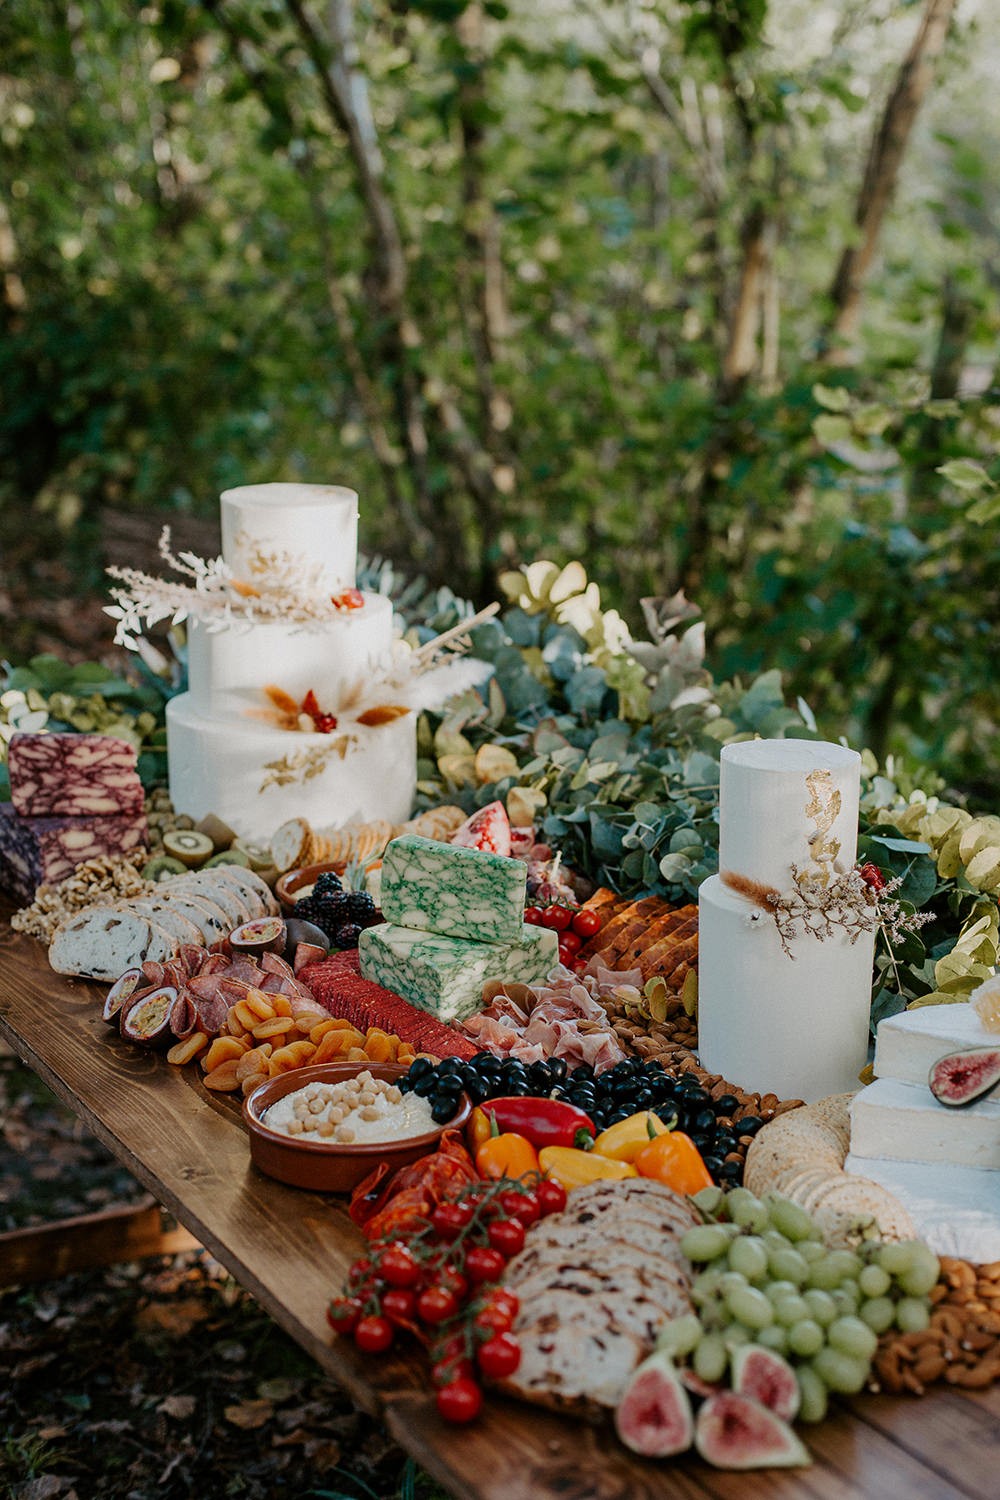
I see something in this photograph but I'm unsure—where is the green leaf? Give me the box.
[813,414,852,448]
[937,458,995,494]
[812,383,852,413]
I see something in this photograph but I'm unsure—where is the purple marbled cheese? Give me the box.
[8,732,144,817]
[0,801,148,904]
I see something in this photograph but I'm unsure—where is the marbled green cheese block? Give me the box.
[358,920,557,1022]
[379,833,527,945]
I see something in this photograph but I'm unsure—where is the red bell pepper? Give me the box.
[468,1096,595,1153]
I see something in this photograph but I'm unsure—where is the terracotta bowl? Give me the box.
[242,1061,471,1193]
[274,862,346,913]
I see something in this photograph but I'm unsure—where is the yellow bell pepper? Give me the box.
[538,1146,638,1191]
[592,1110,674,1163]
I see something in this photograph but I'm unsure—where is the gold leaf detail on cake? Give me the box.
[264,683,301,716]
[259,736,357,790]
[230,579,262,599]
[804,768,842,884]
[355,704,410,727]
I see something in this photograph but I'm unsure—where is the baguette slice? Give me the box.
[209,865,279,916]
[120,898,205,948]
[49,908,174,980]
[167,874,250,928]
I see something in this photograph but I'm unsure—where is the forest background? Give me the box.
[1,0,999,801]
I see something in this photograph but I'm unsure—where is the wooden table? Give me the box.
[1,918,997,1500]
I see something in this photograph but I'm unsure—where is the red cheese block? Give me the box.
[8,733,145,818]
[0,801,148,904]
[302,949,479,1060]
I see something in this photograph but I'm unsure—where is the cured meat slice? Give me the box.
[8,732,144,817]
[0,803,148,905]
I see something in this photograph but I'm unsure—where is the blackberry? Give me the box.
[344,890,376,921]
[293,895,341,941]
[313,870,344,896]
[334,921,362,949]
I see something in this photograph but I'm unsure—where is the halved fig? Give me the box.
[694,1392,810,1470]
[103,968,147,1027]
[615,1352,694,1458]
[230,916,287,957]
[120,986,180,1047]
[928,1047,1000,1107]
[730,1345,800,1423]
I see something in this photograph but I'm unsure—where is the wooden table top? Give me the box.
[1,915,997,1500]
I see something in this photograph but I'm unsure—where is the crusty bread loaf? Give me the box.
[49,908,175,980]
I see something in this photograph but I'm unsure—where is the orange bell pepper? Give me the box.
[475,1130,540,1181]
[634,1131,714,1195]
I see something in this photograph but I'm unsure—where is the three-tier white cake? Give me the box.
[165,484,416,843]
[698,739,875,1102]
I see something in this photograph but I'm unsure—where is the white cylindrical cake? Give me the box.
[698,738,873,1101]
[221,483,358,592]
[698,875,875,1100]
[719,739,861,892]
[186,596,395,720]
[166,695,416,845]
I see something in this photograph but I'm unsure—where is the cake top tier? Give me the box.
[221,483,358,593]
[718,738,861,895]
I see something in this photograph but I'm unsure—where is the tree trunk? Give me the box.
[825,0,958,360]
[720,202,768,400]
[908,277,975,509]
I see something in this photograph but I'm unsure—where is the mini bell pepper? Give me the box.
[475,1130,540,1182]
[634,1131,713,1195]
[538,1146,638,1191]
[468,1096,595,1155]
[592,1110,675,1163]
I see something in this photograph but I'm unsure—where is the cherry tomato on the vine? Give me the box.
[417,1285,461,1325]
[476,1333,522,1380]
[535,1179,568,1216]
[381,1288,417,1325]
[465,1246,506,1284]
[378,1244,422,1288]
[540,904,573,931]
[436,1377,483,1424]
[432,1356,475,1389]
[570,907,602,939]
[498,1188,540,1227]
[326,1295,362,1335]
[354,1314,393,1354]
[473,1300,516,1337]
[558,929,582,958]
[431,1201,474,1240]
[523,906,545,926]
[487,1219,526,1258]
[437,1266,469,1302]
[485,1288,520,1321]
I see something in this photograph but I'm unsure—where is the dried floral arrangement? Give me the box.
[722,864,934,961]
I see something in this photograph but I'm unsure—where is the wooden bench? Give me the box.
[1,915,996,1500]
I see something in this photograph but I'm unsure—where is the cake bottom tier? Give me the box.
[166,693,416,845]
[697,875,875,1102]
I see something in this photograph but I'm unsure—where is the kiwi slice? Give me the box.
[196,812,239,852]
[142,854,187,881]
[232,838,276,873]
[163,828,215,868]
[205,848,251,869]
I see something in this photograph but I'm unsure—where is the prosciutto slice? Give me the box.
[462,967,627,1073]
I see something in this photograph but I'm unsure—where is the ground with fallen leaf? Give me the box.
[0,1049,447,1500]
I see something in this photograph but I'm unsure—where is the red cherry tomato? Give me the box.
[498,1188,540,1228]
[473,1299,516,1337]
[558,929,582,957]
[558,940,578,966]
[417,1285,460,1325]
[535,1179,568,1216]
[432,1356,475,1389]
[523,906,544,926]
[476,1332,522,1380]
[326,1295,362,1335]
[437,1265,469,1302]
[436,1376,483,1424]
[464,1246,506,1284]
[354,1314,393,1354]
[378,1243,422,1288]
[431,1201,474,1241]
[486,1288,520,1321]
[540,904,573,931]
[347,1256,373,1288]
[381,1288,417,1325]
[487,1218,526,1258]
[570,907,602,939]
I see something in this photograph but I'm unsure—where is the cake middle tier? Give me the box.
[697,873,875,1102]
[166,693,415,844]
[186,592,395,720]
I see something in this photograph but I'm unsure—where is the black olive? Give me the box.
[714,1094,740,1115]
[684,1086,709,1107]
[608,1107,633,1125]
[631,1088,654,1109]
[408,1057,434,1082]
[460,1063,480,1087]
[572,1064,595,1083]
[437,1057,465,1077]
[503,1080,532,1097]
[476,1054,502,1076]
[702,1156,724,1175]
[431,1097,460,1124]
[713,1134,736,1156]
[718,1159,743,1182]
[735,1115,764,1135]
[692,1107,717,1135]
[435,1075,465,1098]
[413,1073,438,1098]
[465,1078,490,1104]
[547,1058,568,1083]
[500,1059,527,1081]
[527,1060,552,1087]
[397,1076,413,1094]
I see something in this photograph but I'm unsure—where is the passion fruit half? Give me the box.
[230,916,287,956]
[103,968,148,1026]
[120,985,179,1047]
